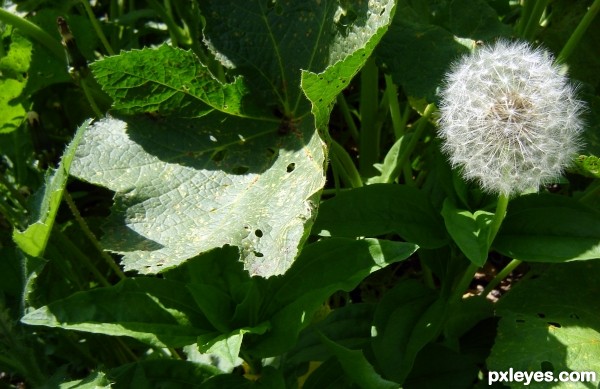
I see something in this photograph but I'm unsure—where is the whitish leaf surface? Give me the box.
[73,0,396,276]
[71,114,324,276]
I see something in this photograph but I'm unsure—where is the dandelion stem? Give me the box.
[557,0,600,64]
[482,258,522,297]
[487,194,509,246]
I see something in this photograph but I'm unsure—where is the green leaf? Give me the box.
[376,0,510,101]
[404,343,479,389]
[376,1,469,102]
[91,44,248,117]
[58,371,111,389]
[443,296,494,340]
[248,238,419,357]
[437,0,512,40]
[313,184,447,249]
[441,199,494,267]
[572,155,600,178]
[319,332,400,389]
[13,119,92,257]
[203,1,394,117]
[109,359,221,388]
[488,261,600,388]
[300,0,396,128]
[198,324,269,368]
[70,114,325,277]
[301,358,355,389]
[21,278,214,348]
[0,27,31,133]
[287,303,376,366]
[371,279,446,384]
[494,194,600,262]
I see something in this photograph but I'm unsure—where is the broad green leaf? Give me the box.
[404,343,479,389]
[91,44,248,117]
[376,1,469,102]
[21,278,214,348]
[13,119,92,257]
[287,303,376,366]
[319,332,400,389]
[248,238,419,357]
[376,0,510,101]
[203,1,395,119]
[313,184,447,249]
[300,0,396,128]
[198,324,269,368]
[302,358,356,389]
[72,1,397,277]
[443,296,493,340]
[441,199,494,267]
[488,261,600,388]
[109,359,221,388]
[436,0,512,40]
[59,371,111,389]
[0,27,31,133]
[371,279,445,384]
[70,114,325,277]
[494,194,600,262]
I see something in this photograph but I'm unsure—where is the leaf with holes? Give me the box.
[71,0,397,276]
[488,261,600,388]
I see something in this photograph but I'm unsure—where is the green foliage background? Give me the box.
[1,0,600,387]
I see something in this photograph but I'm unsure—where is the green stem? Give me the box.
[482,259,522,297]
[52,229,112,287]
[386,103,435,183]
[521,0,549,40]
[80,0,116,56]
[330,140,363,188]
[385,74,405,139]
[0,8,64,59]
[420,257,435,289]
[557,0,600,64]
[148,0,191,46]
[359,57,380,177]
[487,194,510,246]
[452,262,479,302]
[63,191,127,281]
[516,0,536,36]
[336,94,359,142]
[79,77,104,118]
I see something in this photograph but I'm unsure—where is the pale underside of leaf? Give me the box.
[70,114,325,277]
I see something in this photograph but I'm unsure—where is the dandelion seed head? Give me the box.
[438,40,585,196]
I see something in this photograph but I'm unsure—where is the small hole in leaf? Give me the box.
[287,163,295,173]
[254,251,264,258]
[547,321,561,328]
[211,149,226,162]
[255,229,263,237]
[541,361,554,372]
[232,166,249,175]
[537,313,546,318]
